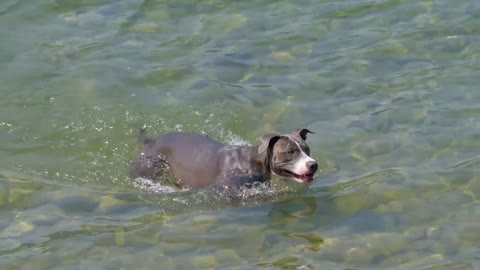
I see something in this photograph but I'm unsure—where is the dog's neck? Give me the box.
[249,145,273,178]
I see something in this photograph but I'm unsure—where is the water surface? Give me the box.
[1,0,480,269]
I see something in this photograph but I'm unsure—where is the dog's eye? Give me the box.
[287,149,296,155]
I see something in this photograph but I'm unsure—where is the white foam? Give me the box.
[224,131,250,146]
[132,177,180,193]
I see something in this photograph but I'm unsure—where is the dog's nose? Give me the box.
[307,161,318,172]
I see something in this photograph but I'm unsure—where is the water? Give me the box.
[1,0,480,269]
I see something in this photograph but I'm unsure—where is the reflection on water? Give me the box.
[1,0,480,269]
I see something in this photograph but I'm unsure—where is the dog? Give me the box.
[131,128,318,190]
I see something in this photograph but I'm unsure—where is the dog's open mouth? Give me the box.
[279,169,315,183]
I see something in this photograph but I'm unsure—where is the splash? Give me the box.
[134,176,305,213]
[132,177,180,193]
[223,131,250,146]
[16,105,252,189]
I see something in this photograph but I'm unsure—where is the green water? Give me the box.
[1,0,480,269]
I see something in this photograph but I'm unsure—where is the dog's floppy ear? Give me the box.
[257,133,281,154]
[292,128,314,141]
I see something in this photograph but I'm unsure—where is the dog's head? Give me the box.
[257,128,318,183]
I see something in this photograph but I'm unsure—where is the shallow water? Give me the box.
[1,0,480,269]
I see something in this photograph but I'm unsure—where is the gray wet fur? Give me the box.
[131,128,318,190]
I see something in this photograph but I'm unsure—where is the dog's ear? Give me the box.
[292,128,314,141]
[257,133,281,154]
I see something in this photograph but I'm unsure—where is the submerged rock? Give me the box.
[215,248,246,266]
[465,175,480,201]
[23,252,58,270]
[3,219,34,237]
[379,251,429,268]
[189,255,217,269]
[97,195,128,214]
[365,232,409,257]
[55,195,100,213]
[202,13,248,33]
[271,51,296,62]
[335,193,370,214]
[319,238,350,262]
[346,247,375,265]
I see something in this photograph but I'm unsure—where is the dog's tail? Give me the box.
[138,127,154,145]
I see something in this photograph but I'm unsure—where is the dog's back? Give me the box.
[133,131,226,188]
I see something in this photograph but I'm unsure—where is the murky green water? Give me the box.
[1,0,480,269]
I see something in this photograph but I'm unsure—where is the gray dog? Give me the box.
[131,128,318,189]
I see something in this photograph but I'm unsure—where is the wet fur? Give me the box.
[131,128,318,190]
